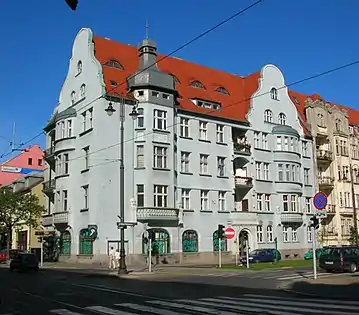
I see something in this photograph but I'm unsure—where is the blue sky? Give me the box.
[0,0,358,160]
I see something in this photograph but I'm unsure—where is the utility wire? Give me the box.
[4,1,262,157]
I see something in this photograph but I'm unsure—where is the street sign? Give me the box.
[88,225,98,239]
[225,227,236,239]
[313,191,327,210]
[316,210,327,219]
[35,231,55,236]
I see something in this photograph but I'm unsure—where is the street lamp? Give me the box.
[105,99,138,274]
[349,163,359,245]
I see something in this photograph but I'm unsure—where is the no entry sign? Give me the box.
[225,227,236,239]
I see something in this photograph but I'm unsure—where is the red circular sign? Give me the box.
[225,227,236,239]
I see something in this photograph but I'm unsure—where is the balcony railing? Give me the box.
[316,149,332,161]
[318,176,334,186]
[43,179,55,193]
[44,146,55,158]
[235,176,253,188]
[233,143,251,155]
[137,207,179,227]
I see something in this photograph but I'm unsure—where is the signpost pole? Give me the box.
[274,237,278,264]
[312,225,317,280]
[218,239,222,268]
[246,239,250,269]
[235,240,238,266]
[40,239,43,267]
[148,238,152,273]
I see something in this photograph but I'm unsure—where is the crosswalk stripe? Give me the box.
[149,300,238,315]
[177,299,293,315]
[200,297,353,315]
[84,306,136,315]
[50,310,83,315]
[241,294,359,306]
[118,303,183,315]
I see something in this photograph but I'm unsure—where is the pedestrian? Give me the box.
[108,247,115,269]
[115,249,120,268]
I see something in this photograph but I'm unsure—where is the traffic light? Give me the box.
[65,0,78,10]
[309,216,320,229]
[218,224,225,239]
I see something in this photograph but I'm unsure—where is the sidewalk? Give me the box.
[281,274,359,299]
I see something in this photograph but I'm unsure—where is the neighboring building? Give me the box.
[41,28,357,264]
[8,172,44,251]
[297,94,359,246]
[0,144,44,187]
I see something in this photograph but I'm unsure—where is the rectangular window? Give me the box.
[285,164,290,181]
[137,108,144,128]
[136,145,144,168]
[291,195,297,212]
[257,193,263,211]
[283,227,289,242]
[256,226,263,243]
[306,197,311,213]
[61,121,66,138]
[254,132,260,148]
[217,157,225,177]
[82,147,89,170]
[200,190,209,211]
[263,163,269,180]
[218,191,225,211]
[199,154,209,174]
[83,185,89,209]
[266,226,273,242]
[180,152,190,173]
[276,136,282,150]
[278,164,283,181]
[304,168,309,185]
[264,194,271,211]
[64,153,69,174]
[153,185,168,207]
[284,137,289,151]
[82,112,86,131]
[261,133,268,150]
[67,120,72,137]
[291,165,296,182]
[180,118,190,138]
[153,109,167,130]
[216,124,224,143]
[199,121,207,140]
[153,146,167,169]
[136,184,144,207]
[290,137,294,151]
[88,108,93,129]
[181,189,190,210]
[63,190,68,211]
[282,195,289,212]
[255,162,261,179]
[292,228,298,242]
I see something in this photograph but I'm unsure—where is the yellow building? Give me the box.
[8,172,44,251]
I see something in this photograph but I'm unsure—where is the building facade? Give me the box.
[41,27,356,264]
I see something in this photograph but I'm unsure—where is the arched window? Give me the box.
[279,113,286,125]
[270,87,278,100]
[142,228,170,255]
[216,87,229,95]
[317,113,325,127]
[60,231,71,255]
[190,80,205,89]
[264,109,273,123]
[104,59,124,70]
[79,229,93,255]
[335,119,342,132]
[77,61,82,74]
[212,230,227,252]
[80,84,86,98]
[70,91,76,104]
[182,230,198,252]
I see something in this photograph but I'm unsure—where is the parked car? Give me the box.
[240,248,281,264]
[10,253,39,272]
[0,249,21,263]
[304,248,325,260]
[319,245,359,273]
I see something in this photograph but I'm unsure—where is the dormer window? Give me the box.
[170,74,180,85]
[279,113,286,125]
[270,88,278,100]
[71,91,76,104]
[77,61,82,75]
[110,80,118,86]
[104,59,124,70]
[190,80,205,89]
[335,119,342,132]
[317,113,325,127]
[194,99,220,110]
[216,87,229,95]
[80,84,86,98]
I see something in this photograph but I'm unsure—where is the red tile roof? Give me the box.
[92,36,359,134]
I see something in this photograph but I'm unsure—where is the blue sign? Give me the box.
[313,192,328,210]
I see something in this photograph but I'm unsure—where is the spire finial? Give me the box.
[145,18,149,40]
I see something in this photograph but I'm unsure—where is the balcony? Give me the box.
[280,212,303,224]
[234,176,253,188]
[316,149,332,162]
[41,214,53,227]
[137,207,179,227]
[53,211,68,225]
[233,143,251,156]
[44,146,55,163]
[229,211,258,226]
[318,176,334,189]
[43,179,55,195]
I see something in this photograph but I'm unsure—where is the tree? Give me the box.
[349,226,359,245]
[0,186,44,256]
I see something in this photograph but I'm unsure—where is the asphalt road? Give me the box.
[1,267,358,315]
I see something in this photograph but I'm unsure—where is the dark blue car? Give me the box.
[241,248,281,264]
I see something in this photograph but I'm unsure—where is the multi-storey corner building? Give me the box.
[42,27,353,264]
[300,95,359,245]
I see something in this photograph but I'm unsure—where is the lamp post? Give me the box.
[105,99,138,274]
[349,163,359,245]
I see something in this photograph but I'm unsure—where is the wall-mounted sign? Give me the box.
[0,166,42,174]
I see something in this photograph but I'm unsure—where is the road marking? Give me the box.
[50,310,83,315]
[149,300,238,315]
[277,272,344,281]
[118,303,183,315]
[84,306,136,314]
